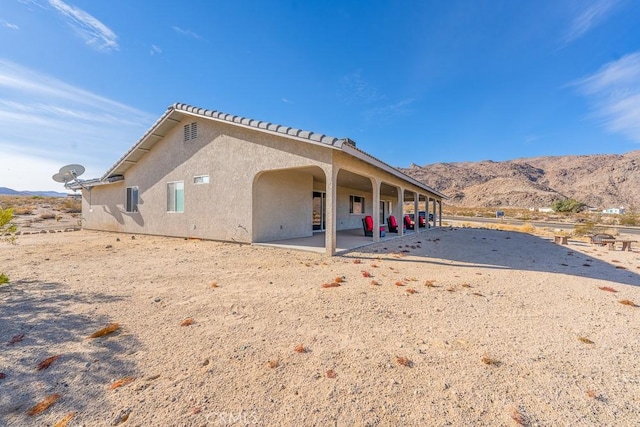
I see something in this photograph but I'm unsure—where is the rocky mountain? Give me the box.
[0,187,69,198]
[401,150,640,210]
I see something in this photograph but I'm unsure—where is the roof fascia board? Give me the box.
[341,145,447,199]
[100,108,179,180]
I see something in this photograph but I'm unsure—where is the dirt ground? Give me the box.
[1,227,639,426]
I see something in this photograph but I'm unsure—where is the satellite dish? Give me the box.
[59,164,85,178]
[52,163,87,190]
[52,173,70,183]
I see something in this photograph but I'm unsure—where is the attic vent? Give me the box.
[184,122,198,141]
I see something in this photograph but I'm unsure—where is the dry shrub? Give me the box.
[181,317,194,326]
[394,281,405,287]
[472,292,484,297]
[334,276,345,283]
[210,281,219,288]
[13,206,34,215]
[462,283,472,288]
[37,355,60,371]
[89,323,119,338]
[353,259,361,264]
[53,412,75,427]
[39,212,56,220]
[60,198,81,213]
[361,271,372,278]
[370,280,380,286]
[586,389,598,399]
[578,337,594,344]
[619,299,638,307]
[406,288,417,294]
[424,280,437,288]
[598,286,617,292]
[371,264,378,268]
[294,344,307,353]
[326,369,337,378]
[27,393,61,416]
[110,376,135,390]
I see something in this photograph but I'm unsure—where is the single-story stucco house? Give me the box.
[73,103,446,255]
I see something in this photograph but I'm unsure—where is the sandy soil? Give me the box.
[1,228,639,426]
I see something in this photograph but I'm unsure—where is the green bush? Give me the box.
[552,198,586,213]
[0,273,8,285]
[1,207,17,244]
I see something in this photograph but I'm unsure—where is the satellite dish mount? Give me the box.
[52,164,88,190]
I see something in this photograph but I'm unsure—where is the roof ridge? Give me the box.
[172,102,347,147]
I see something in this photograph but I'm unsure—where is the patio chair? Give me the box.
[362,215,386,237]
[418,215,426,228]
[403,215,414,230]
[362,215,375,237]
[387,215,398,233]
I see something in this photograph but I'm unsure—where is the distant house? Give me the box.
[602,206,625,215]
[75,103,446,255]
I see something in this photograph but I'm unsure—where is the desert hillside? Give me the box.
[401,150,640,210]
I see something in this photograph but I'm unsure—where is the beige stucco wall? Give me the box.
[253,170,313,242]
[83,116,333,242]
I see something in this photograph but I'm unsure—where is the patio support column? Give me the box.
[397,187,404,237]
[426,196,431,228]
[438,199,442,226]
[413,192,419,233]
[432,198,438,228]
[324,166,338,255]
[371,177,381,242]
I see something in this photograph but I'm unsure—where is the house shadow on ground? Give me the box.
[352,227,640,288]
[0,280,139,426]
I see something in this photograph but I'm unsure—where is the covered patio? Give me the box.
[256,226,423,254]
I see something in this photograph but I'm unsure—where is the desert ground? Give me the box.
[1,226,639,426]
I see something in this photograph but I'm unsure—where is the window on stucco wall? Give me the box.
[349,195,364,214]
[125,186,138,212]
[167,181,184,213]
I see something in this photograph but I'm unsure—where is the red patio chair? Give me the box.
[387,215,398,233]
[403,215,414,230]
[362,215,374,237]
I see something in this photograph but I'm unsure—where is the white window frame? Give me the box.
[125,186,139,213]
[193,175,209,184]
[349,195,365,215]
[167,181,184,213]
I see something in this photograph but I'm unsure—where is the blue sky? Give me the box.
[1,0,640,191]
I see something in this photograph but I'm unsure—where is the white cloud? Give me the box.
[171,26,203,40]
[1,20,20,30]
[281,98,293,104]
[150,44,162,55]
[573,52,640,142]
[47,0,118,51]
[0,59,154,191]
[562,0,619,45]
[340,71,384,104]
[363,98,415,125]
